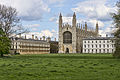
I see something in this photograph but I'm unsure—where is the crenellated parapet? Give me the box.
[62,23,72,28]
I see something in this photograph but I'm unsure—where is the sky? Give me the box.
[0,0,119,40]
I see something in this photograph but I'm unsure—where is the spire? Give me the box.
[73,12,76,18]
[79,23,80,28]
[85,22,87,31]
[96,21,99,34]
[72,12,76,27]
[59,12,62,28]
[59,13,62,17]
[81,24,82,30]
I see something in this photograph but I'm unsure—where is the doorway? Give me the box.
[66,48,69,53]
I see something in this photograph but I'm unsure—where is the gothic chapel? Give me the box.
[58,12,99,53]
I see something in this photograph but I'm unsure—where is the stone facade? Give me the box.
[11,36,50,54]
[59,12,99,53]
[83,37,115,53]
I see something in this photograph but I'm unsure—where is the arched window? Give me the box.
[63,31,72,44]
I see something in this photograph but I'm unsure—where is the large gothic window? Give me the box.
[63,31,72,44]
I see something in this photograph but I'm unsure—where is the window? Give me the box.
[92,49,94,53]
[103,49,105,53]
[107,49,109,53]
[99,41,101,43]
[88,49,90,53]
[88,45,90,48]
[88,41,90,43]
[112,49,114,53]
[96,41,97,43]
[103,41,105,43]
[92,41,93,43]
[84,49,86,53]
[96,49,97,53]
[112,40,114,43]
[92,45,93,48]
[84,41,86,43]
[63,31,72,44]
[107,45,109,48]
[112,44,114,47]
[103,44,105,48]
[99,44,101,48]
[99,49,101,53]
[107,41,109,43]
[96,45,97,48]
[84,45,86,48]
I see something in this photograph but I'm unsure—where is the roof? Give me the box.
[49,41,58,43]
[83,37,115,40]
[12,38,49,44]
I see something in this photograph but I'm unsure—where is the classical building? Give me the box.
[83,37,115,53]
[11,35,50,54]
[58,12,99,53]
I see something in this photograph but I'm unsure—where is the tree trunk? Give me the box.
[1,54,3,57]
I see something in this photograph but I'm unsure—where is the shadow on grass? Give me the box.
[0,56,12,58]
[12,54,117,60]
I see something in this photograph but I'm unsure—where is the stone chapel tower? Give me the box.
[58,13,63,53]
[72,12,77,53]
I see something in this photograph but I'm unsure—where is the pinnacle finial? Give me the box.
[73,12,76,17]
[60,13,62,17]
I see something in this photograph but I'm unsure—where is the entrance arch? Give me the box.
[66,48,69,53]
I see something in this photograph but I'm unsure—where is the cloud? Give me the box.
[49,17,57,22]
[87,19,104,28]
[0,0,66,21]
[0,0,50,21]
[27,24,40,28]
[72,0,117,21]
[47,0,64,4]
[22,29,58,40]
[41,30,53,37]
[99,23,117,37]
[24,24,40,31]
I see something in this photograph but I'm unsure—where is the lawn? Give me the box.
[0,54,120,80]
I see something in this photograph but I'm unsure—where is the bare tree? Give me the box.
[0,4,28,37]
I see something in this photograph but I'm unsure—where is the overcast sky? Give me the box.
[0,0,118,40]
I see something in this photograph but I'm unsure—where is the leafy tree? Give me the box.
[0,27,11,57]
[0,4,28,56]
[112,1,120,58]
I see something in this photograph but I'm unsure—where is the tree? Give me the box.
[112,1,120,58]
[0,4,28,56]
[0,27,11,57]
[0,4,28,37]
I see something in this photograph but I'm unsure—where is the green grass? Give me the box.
[0,54,120,80]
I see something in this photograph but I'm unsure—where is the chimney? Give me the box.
[106,34,108,37]
[47,37,51,42]
[32,35,34,39]
[43,36,45,41]
[55,38,56,41]
[25,35,26,39]
[40,37,42,40]
[35,36,38,40]
[19,34,21,38]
